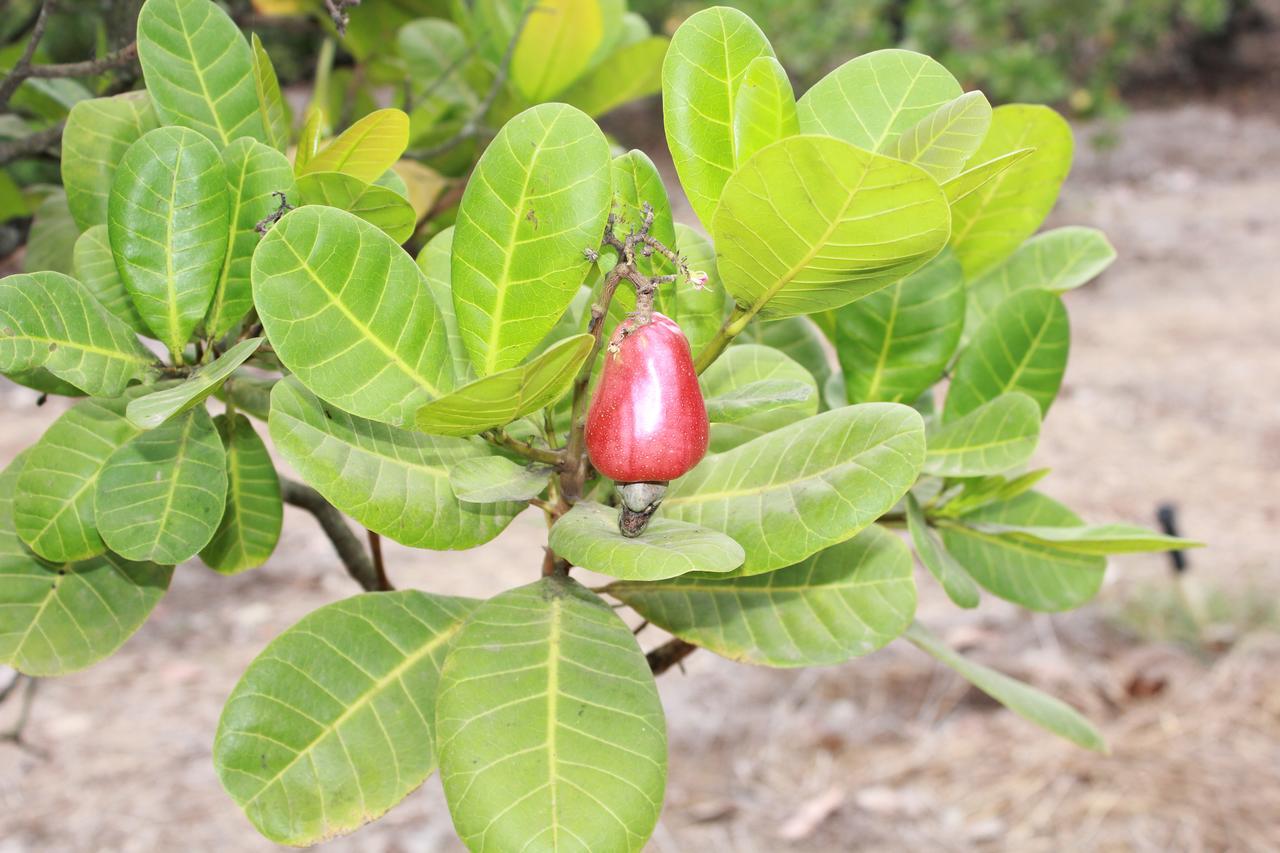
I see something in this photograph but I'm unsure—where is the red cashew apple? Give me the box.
[586,312,709,537]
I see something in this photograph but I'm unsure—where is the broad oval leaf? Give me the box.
[250,33,291,152]
[452,103,611,375]
[208,138,296,340]
[610,524,915,666]
[797,49,962,152]
[416,227,472,383]
[96,406,229,564]
[215,591,477,845]
[662,403,925,576]
[398,18,474,108]
[252,205,456,427]
[662,6,774,227]
[905,493,979,609]
[712,135,951,319]
[549,500,744,581]
[109,126,229,358]
[415,334,592,437]
[61,92,158,230]
[511,0,605,101]
[0,271,158,396]
[269,378,522,550]
[437,576,666,852]
[940,491,1105,612]
[732,56,798,163]
[73,225,148,334]
[941,148,1034,205]
[137,0,266,146]
[22,191,78,276]
[200,413,281,574]
[950,104,1073,276]
[448,456,551,503]
[561,36,668,119]
[699,344,817,452]
[298,108,410,184]
[924,392,1041,477]
[296,171,417,244]
[891,90,993,181]
[126,337,262,429]
[735,315,835,394]
[835,249,966,405]
[1,453,173,677]
[945,289,1069,422]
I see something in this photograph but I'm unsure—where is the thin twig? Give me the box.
[323,0,360,35]
[254,191,293,235]
[367,530,393,591]
[482,429,563,466]
[280,478,381,592]
[25,41,138,79]
[0,0,51,111]
[0,675,46,758]
[0,122,63,166]
[647,639,697,675]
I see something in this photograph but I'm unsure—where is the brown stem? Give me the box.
[482,430,563,466]
[0,0,50,111]
[367,530,393,591]
[0,123,63,166]
[647,639,697,674]
[280,478,381,592]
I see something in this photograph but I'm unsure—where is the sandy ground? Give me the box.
[1,94,1278,851]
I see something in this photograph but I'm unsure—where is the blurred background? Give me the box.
[2,0,1279,850]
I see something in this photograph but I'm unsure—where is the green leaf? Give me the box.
[437,576,666,852]
[950,105,1073,276]
[967,523,1203,556]
[904,621,1106,752]
[298,108,410,184]
[712,135,951,320]
[940,491,1105,611]
[945,290,1069,422]
[699,344,817,452]
[214,591,477,845]
[891,91,992,181]
[835,249,965,405]
[448,456,551,503]
[73,225,148,334]
[95,406,229,564]
[200,413,281,574]
[0,452,173,677]
[60,92,159,231]
[22,190,78,276]
[252,205,456,427]
[609,149,677,277]
[296,171,417,244]
[0,271,158,397]
[415,333,592,437]
[670,223,729,360]
[398,18,473,108]
[941,148,1034,205]
[736,316,835,396]
[269,378,522,549]
[511,0,605,101]
[797,49,962,152]
[662,6,774,226]
[561,36,667,119]
[966,226,1116,337]
[415,227,473,384]
[108,126,229,358]
[663,403,924,576]
[207,138,296,340]
[732,56,798,163]
[611,524,915,666]
[250,33,291,152]
[452,103,611,376]
[13,395,144,562]
[549,501,744,581]
[295,107,324,172]
[137,0,266,146]
[217,372,275,422]
[125,338,263,429]
[924,392,1041,477]
[905,494,979,608]
[935,468,1051,518]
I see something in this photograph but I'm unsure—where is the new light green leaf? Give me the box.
[108,126,229,358]
[0,271,158,396]
[208,138,296,340]
[699,344,817,452]
[252,205,456,427]
[797,49,962,152]
[296,170,417,244]
[137,0,266,146]
[561,36,667,118]
[732,56,798,163]
[448,456,551,503]
[297,108,410,184]
[891,90,992,181]
[905,621,1106,752]
[73,225,148,334]
[924,392,1041,477]
[550,501,744,581]
[452,103,611,375]
[835,249,965,405]
[0,452,173,677]
[269,378,522,550]
[610,524,915,666]
[250,33,291,152]
[969,522,1203,556]
[950,104,1073,276]
[663,403,925,576]
[671,223,730,360]
[941,148,1034,205]
[934,468,1051,518]
[905,493,979,608]
[415,227,472,383]
[61,92,158,230]
[712,135,951,320]
[511,0,605,101]
[200,413,281,574]
[940,491,1105,611]
[126,337,263,429]
[215,591,477,845]
[415,334,592,437]
[96,406,229,565]
[662,6,774,226]
[437,576,666,853]
[945,289,1069,422]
